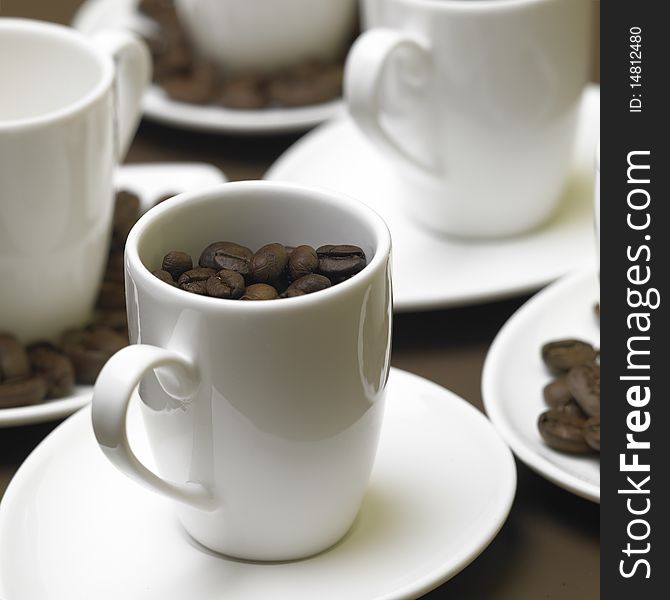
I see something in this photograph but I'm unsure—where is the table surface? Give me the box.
[0,2,600,598]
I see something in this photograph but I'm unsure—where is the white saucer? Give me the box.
[0,162,226,428]
[267,86,600,311]
[482,267,600,502]
[73,0,345,134]
[0,368,516,599]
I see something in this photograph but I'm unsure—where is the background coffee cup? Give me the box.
[92,181,393,560]
[0,19,150,342]
[173,0,358,74]
[346,0,592,238]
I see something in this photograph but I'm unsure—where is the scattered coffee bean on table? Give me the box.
[153,242,367,300]
[538,337,600,455]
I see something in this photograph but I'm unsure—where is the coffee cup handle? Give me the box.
[345,28,438,175]
[92,344,216,511]
[92,30,151,161]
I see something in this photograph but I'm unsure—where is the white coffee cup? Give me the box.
[0,19,151,342]
[91,181,393,560]
[173,0,358,74]
[346,0,592,238]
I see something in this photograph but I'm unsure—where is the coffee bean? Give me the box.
[252,243,288,285]
[283,274,332,298]
[97,280,126,310]
[178,267,217,295]
[542,376,573,408]
[538,409,592,454]
[0,333,30,382]
[206,270,245,299]
[162,62,218,104]
[199,242,253,280]
[583,416,600,452]
[240,283,279,301]
[152,269,177,286]
[153,40,193,79]
[594,303,600,318]
[219,74,267,109]
[317,244,366,281]
[567,363,600,417]
[62,327,127,385]
[0,375,48,408]
[267,62,343,107]
[27,343,75,399]
[287,245,318,281]
[162,251,193,279]
[541,339,598,374]
[555,399,588,419]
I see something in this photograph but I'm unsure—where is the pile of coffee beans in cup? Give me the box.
[138,0,349,108]
[538,339,600,454]
[152,242,367,299]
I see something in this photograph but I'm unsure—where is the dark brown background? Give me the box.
[0,1,600,598]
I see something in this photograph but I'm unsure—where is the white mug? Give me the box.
[173,0,358,74]
[346,0,592,238]
[0,19,151,342]
[92,181,393,560]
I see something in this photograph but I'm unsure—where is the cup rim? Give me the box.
[0,18,114,131]
[125,180,392,312]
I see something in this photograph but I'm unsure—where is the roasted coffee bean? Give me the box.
[112,191,140,250]
[567,363,600,417]
[555,399,588,419]
[287,245,318,281]
[0,375,48,408]
[267,63,343,107]
[62,327,127,385]
[199,242,253,280]
[162,251,193,279]
[283,274,332,298]
[538,409,592,454]
[317,244,366,281]
[541,339,598,374]
[251,243,289,284]
[152,269,177,286]
[0,333,30,381]
[162,62,218,104]
[97,281,126,310]
[240,283,279,301]
[583,416,600,452]
[542,376,573,408]
[219,74,267,109]
[27,343,75,399]
[153,40,193,79]
[178,267,217,295]
[206,270,246,299]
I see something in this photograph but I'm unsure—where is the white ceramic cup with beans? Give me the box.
[346,0,592,238]
[173,0,358,74]
[92,181,393,560]
[0,19,151,342]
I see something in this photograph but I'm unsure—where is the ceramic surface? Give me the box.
[92,181,393,560]
[0,368,516,600]
[0,162,226,428]
[267,86,600,311]
[174,0,357,74]
[0,19,150,342]
[73,0,346,133]
[482,267,600,502]
[346,0,592,237]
